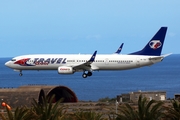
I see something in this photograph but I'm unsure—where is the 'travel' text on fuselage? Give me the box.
[32,58,67,65]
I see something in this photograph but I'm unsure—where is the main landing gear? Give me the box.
[82,71,92,78]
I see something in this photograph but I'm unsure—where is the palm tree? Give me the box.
[116,94,164,120]
[7,106,36,120]
[0,112,6,120]
[165,99,180,120]
[71,109,106,120]
[0,106,35,120]
[0,93,66,120]
[30,94,67,120]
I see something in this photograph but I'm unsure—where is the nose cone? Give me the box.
[5,61,11,67]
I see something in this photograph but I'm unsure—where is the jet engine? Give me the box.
[58,66,74,74]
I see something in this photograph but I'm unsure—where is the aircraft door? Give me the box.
[105,58,109,65]
[136,57,140,66]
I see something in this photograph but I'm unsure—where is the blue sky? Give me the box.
[0,0,179,57]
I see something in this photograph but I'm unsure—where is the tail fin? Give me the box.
[115,43,124,54]
[129,27,167,56]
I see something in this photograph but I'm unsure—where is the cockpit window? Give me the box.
[11,59,16,61]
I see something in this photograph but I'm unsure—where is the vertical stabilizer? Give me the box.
[129,27,167,56]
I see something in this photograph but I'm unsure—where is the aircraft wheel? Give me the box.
[19,73,23,76]
[82,73,87,78]
[87,72,92,76]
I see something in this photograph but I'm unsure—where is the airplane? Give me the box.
[5,27,170,78]
[114,43,124,54]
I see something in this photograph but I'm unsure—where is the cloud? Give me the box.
[86,35,101,40]
[168,32,176,37]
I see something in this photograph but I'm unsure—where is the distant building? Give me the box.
[174,94,180,100]
[117,90,166,103]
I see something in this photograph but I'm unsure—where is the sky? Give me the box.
[0,0,180,57]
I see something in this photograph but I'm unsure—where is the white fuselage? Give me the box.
[4,27,168,78]
[5,54,162,71]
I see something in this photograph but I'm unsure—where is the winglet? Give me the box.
[115,43,124,54]
[88,51,97,62]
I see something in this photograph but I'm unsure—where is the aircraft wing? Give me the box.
[73,51,97,71]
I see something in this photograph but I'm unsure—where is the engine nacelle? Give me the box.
[58,66,74,74]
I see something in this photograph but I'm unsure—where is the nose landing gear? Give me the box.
[19,71,23,76]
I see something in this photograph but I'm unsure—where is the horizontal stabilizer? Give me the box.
[161,53,172,58]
